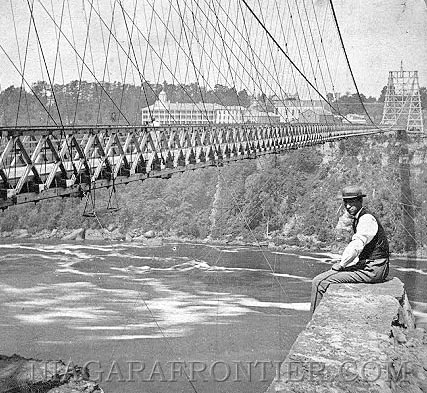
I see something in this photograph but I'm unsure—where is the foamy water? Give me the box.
[1,243,313,341]
[270,272,312,282]
[394,267,427,276]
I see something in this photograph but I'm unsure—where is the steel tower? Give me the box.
[381,65,424,133]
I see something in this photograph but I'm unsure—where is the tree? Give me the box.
[378,85,387,102]
[237,89,251,107]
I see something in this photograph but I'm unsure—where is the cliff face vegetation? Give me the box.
[0,133,425,255]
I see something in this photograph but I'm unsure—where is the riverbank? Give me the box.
[2,227,426,259]
[0,226,346,258]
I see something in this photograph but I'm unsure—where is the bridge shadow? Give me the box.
[397,130,417,255]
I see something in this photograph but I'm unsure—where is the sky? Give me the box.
[0,0,426,99]
[332,0,427,96]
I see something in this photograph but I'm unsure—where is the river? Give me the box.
[0,240,426,393]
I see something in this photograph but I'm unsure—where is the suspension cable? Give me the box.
[328,0,377,126]
[240,0,342,117]
[26,0,63,126]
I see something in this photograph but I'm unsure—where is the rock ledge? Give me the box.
[266,277,427,393]
[0,354,103,393]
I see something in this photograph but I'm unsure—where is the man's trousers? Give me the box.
[310,258,389,314]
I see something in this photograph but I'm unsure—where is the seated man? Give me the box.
[310,186,390,314]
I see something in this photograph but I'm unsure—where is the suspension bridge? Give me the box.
[0,4,426,393]
[0,0,414,210]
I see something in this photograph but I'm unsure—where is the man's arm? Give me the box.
[338,214,378,268]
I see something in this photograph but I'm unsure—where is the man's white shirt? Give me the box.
[340,209,378,268]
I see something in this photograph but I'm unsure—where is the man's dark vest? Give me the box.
[352,208,389,260]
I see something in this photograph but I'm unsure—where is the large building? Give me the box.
[142,91,279,125]
[271,95,332,123]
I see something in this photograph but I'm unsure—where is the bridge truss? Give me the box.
[0,123,378,209]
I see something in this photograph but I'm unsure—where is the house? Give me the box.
[299,108,335,123]
[271,95,329,123]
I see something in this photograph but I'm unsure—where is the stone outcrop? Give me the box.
[266,278,427,393]
[0,354,103,393]
[143,230,155,238]
[62,228,85,241]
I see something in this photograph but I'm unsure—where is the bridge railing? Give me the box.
[0,123,379,208]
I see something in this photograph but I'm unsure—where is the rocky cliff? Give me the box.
[0,355,103,393]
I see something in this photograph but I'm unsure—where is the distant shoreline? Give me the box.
[0,228,424,259]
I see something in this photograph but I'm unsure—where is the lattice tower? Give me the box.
[381,67,424,133]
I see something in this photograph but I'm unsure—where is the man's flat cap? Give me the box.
[341,185,366,199]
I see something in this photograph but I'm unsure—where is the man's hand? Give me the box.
[331,262,344,271]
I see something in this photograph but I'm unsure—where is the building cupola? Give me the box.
[158,90,168,104]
